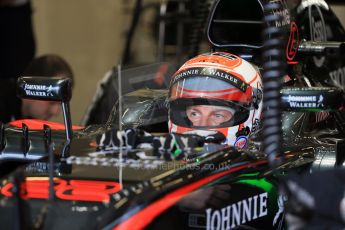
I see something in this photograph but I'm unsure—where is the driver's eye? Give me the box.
[190,111,200,117]
[191,111,197,116]
[212,111,232,123]
[214,114,225,119]
[212,113,227,122]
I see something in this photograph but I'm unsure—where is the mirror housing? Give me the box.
[17,76,72,102]
[17,76,73,156]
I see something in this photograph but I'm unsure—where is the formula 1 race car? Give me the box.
[2,73,345,230]
[0,72,344,230]
[0,0,344,229]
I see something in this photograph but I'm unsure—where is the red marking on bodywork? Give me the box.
[9,119,84,130]
[113,160,267,230]
[0,179,121,202]
[1,183,14,197]
[286,21,299,62]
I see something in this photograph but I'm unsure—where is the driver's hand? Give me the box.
[96,128,226,159]
[96,128,150,151]
[157,133,204,160]
[157,132,226,160]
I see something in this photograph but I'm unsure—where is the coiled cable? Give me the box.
[186,0,211,58]
[261,2,287,167]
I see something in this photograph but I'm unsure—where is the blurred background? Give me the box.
[32,0,129,124]
[30,0,345,125]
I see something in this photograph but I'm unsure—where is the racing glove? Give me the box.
[96,128,151,151]
[152,131,226,160]
[96,128,200,157]
[96,128,225,160]
[152,133,203,160]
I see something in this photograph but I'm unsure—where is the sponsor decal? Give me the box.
[309,5,327,67]
[253,88,263,109]
[206,192,268,230]
[173,68,200,81]
[234,136,248,149]
[24,84,54,97]
[251,119,261,133]
[236,127,250,137]
[173,67,248,92]
[270,0,291,27]
[113,160,268,230]
[285,94,324,108]
[288,95,317,101]
[199,68,237,83]
[286,21,299,62]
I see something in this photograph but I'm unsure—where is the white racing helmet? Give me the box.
[168,52,263,148]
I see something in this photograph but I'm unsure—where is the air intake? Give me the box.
[207,0,264,52]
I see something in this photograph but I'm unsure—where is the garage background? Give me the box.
[31,0,345,125]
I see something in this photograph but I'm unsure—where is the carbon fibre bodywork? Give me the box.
[0,87,342,230]
[0,0,344,229]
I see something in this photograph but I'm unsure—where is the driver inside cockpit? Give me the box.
[168,52,263,149]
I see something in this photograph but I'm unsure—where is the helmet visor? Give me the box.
[170,97,250,129]
[186,104,234,127]
[169,76,251,129]
[170,76,252,103]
